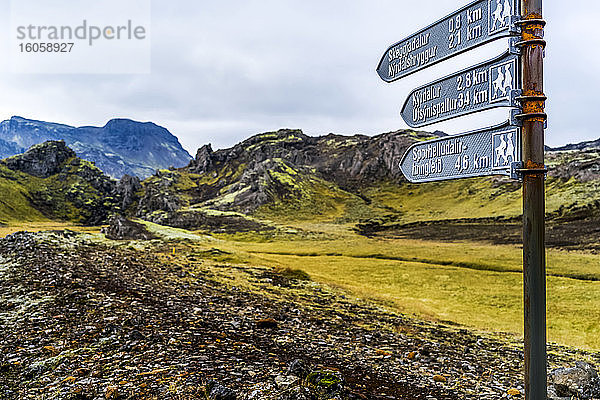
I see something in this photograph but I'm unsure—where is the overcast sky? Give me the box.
[0,0,598,153]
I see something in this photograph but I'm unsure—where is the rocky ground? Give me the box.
[1,231,599,399]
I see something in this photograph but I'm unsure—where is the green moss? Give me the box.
[406,130,440,141]
[0,159,119,224]
[137,219,210,241]
[324,138,360,148]
[305,370,343,398]
[245,133,304,151]
[213,186,251,206]
[173,172,199,191]
[256,177,352,222]
[269,170,297,188]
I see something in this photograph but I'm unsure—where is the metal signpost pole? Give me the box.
[518,0,547,398]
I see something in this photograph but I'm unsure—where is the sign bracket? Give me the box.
[510,161,523,180]
[510,89,523,107]
[511,108,524,127]
[509,37,521,55]
[508,15,522,35]
[510,161,549,181]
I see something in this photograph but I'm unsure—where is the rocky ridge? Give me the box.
[188,128,436,190]
[547,149,600,182]
[3,140,77,178]
[136,128,440,221]
[550,138,600,152]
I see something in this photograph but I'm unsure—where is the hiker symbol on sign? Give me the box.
[490,0,513,33]
[490,61,514,103]
[493,130,517,168]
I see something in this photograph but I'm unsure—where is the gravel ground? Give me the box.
[0,231,598,399]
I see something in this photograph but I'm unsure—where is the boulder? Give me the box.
[207,381,237,400]
[101,215,155,240]
[548,361,600,399]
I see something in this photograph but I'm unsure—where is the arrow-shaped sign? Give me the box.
[401,51,519,128]
[399,122,521,183]
[377,0,518,82]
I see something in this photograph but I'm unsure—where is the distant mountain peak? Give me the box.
[105,117,138,125]
[549,138,600,152]
[103,118,157,129]
[0,116,192,178]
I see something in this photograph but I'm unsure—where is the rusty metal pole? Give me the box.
[519,0,547,398]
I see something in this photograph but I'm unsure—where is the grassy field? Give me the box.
[362,178,600,224]
[215,226,600,350]
[2,220,599,350]
[0,221,101,238]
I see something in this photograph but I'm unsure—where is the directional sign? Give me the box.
[377,0,518,82]
[401,52,519,128]
[399,122,521,183]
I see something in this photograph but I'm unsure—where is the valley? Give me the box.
[0,126,599,398]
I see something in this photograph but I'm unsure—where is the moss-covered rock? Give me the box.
[305,370,345,399]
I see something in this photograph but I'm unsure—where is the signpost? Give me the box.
[376,0,548,398]
[518,1,547,398]
[376,0,518,82]
[399,122,520,183]
[401,52,519,128]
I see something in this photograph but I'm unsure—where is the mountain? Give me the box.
[132,128,600,233]
[0,137,25,159]
[549,138,600,152]
[1,128,599,234]
[0,116,192,178]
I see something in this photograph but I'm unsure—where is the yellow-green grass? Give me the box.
[365,178,600,224]
[0,221,102,238]
[217,233,600,350]
[0,174,46,223]
[222,236,600,282]
[246,251,599,350]
[255,171,371,223]
[0,162,116,224]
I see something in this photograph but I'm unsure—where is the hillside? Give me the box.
[132,128,600,239]
[135,128,440,220]
[549,138,600,152]
[0,141,132,225]
[1,127,599,239]
[0,116,192,179]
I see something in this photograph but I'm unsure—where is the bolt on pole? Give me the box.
[519,0,547,398]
